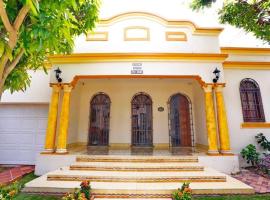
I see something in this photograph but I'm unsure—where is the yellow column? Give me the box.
[44,85,60,153]
[203,85,219,155]
[56,85,72,154]
[215,85,232,155]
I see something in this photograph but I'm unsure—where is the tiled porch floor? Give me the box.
[67,146,207,156]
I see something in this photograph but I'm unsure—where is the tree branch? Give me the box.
[0,0,14,33]
[3,49,24,78]
[14,5,30,31]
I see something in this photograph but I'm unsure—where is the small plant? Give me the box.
[255,133,270,151]
[259,154,270,174]
[241,144,260,166]
[62,180,91,200]
[0,181,21,200]
[172,182,192,200]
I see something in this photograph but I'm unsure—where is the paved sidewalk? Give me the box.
[0,165,34,185]
[232,169,270,193]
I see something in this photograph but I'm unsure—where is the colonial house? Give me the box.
[0,0,269,196]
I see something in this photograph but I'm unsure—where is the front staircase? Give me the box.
[24,155,254,198]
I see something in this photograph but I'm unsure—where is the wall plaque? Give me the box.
[131,63,143,74]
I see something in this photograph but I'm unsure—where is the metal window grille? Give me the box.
[131,93,153,146]
[88,93,111,146]
[240,79,265,122]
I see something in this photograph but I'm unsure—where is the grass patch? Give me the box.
[4,172,270,200]
[195,194,270,200]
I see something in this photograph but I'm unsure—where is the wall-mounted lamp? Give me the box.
[54,67,62,83]
[212,68,221,83]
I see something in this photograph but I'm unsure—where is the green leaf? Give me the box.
[5,46,13,61]
[26,0,38,16]
[0,40,5,57]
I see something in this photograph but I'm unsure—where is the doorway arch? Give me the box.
[131,92,153,146]
[168,93,193,147]
[88,93,111,146]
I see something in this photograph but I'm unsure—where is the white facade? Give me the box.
[1,0,270,166]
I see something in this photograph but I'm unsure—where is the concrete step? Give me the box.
[47,167,226,183]
[23,174,254,195]
[70,162,204,172]
[76,155,198,163]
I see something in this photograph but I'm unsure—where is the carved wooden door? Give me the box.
[169,94,191,147]
[89,94,110,146]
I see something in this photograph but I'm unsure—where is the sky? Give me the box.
[99,0,270,47]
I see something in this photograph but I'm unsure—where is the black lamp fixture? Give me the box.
[212,67,221,83]
[54,67,62,83]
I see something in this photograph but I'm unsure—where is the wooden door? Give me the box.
[131,93,153,146]
[169,94,192,147]
[88,93,110,146]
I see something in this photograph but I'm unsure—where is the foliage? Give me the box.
[258,154,270,175]
[241,144,260,166]
[172,182,192,200]
[255,133,270,151]
[190,0,270,43]
[0,181,21,200]
[194,194,270,200]
[0,0,100,96]
[62,180,91,200]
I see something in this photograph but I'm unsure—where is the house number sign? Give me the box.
[131,63,143,74]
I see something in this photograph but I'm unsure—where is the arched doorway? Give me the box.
[131,93,153,146]
[88,93,110,146]
[169,93,192,147]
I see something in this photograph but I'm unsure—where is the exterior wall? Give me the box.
[1,70,51,103]
[50,62,224,84]
[193,83,208,146]
[223,69,270,153]
[68,78,204,146]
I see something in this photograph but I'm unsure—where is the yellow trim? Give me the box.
[241,122,270,129]
[223,61,270,70]
[98,12,223,36]
[124,26,150,41]
[221,47,270,55]
[110,143,130,150]
[166,32,187,41]
[48,53,228,64]
[86,32,108,41]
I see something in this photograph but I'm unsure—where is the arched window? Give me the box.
[131,93,153,146]
[89,93,111,146]
[240,79,265,122]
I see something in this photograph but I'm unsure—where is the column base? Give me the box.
[220,149,234,155]
[207,150,220,156]
[55,149,68,154]
[42,149,54,154]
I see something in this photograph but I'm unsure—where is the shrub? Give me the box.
[0,181,21,200]
[241,144,260,166]
[259,154,270,174]
[62,180,91,200]
[255,133,270,151]
[172,182,192,200]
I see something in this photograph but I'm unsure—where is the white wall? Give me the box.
[223,69,270,153]
[50,62,224,84]
[1,70,51,103]
[193,82,208,146]
[68,78,202,146]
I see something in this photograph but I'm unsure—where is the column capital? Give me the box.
[51,84,61,92]
[62,84,73,92]
[214,84,225,92]
[203,84,213,93]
